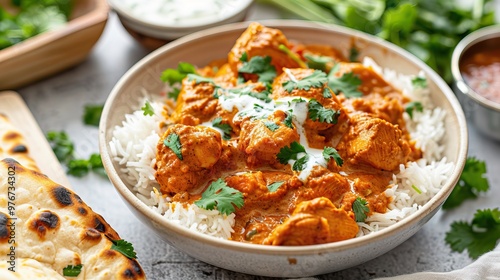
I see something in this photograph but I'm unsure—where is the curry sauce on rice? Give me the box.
[109,23,454,245]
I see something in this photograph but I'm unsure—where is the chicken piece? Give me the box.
[263,197,358,245]
[228,22,301,76]
[300,166,350,205]
[345,93,407,130]
[238,110,300,167]
[155,124,222,194]
[337,115,412,172]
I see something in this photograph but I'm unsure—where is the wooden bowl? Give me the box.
[0,0,109,90]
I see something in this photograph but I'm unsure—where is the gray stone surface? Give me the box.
[16,4,500,280]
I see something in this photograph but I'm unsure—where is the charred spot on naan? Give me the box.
[28,210,60,238]
[11,144,27,153]
[0,212,10,242]
[122,259,144,279]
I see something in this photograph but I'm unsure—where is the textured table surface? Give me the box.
[15,3,500,279]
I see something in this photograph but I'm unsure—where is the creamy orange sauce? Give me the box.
[461,46,500,104]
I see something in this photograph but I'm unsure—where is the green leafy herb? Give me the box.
[349,46,360,62]
[323,147,343,167]
[111,239,137,259]
[264,120,280,132]
[282,70,328,93]
[308,99,340,124]
[83,104,103,127]
[442,157,489,210]
[323,87,332,98]
[267,181,285,192]
[353,197,369,222]
[277,141,306,164]
[278,44,308,68]
[194,178,244,215]
[187,73,216,85]
[292,154,309,171]
[141,100,155,116]
[67,154,104,178]
[283,110,294,129]
[46,131,74,164]
[405,101,424,119]
[304,53,334,71]
[62,264,82,277]
[240,52,248,62]
[168,88,181,100]
[227,86,272,103]
[238,55,277,84]
[412,76,428,88]
[445,208,500,259]
[163,133,183,160]
[327,64,363,98]
[160,62,196,85]
[212,117,232,140]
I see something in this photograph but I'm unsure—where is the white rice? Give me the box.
[109,60,454,241]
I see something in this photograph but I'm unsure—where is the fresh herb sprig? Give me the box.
[238,55,277,84]
[308,99,340,124]
[212,117,232,140]
[327,64,362,98]
[353,197,369,222]
[62,264,82,277]
[111,239,138,259]
[195,179,244,215]
[163,133,183,160]
[283,70,328,93]
[277,141,309,171]
[83,104,104,127]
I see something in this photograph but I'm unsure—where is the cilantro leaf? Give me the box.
[304,53,334,71]
[168,88,181,100]
[442,157,489,210]
[67,154,104,178]
[292,154,309,171]
[323,87,333,98]
[277,141,306,164]
[323,147,343,167]
[349,46,360,62]
[282,70,328,93]
[405,101,423,119]
[83,104,103,127]
[47,131,74,164]
[240,52,248,62]
[267,181,284,193]
[111,239,137,259]
[187,73,215,85]
[308,99,340,124]
[283,110,294,129]
[238,55,277,84]
[160,62,196,85]
[212,117,232,140]
[327,64,362,98]
[353,197,369,222]
[445,208,500,259]
[141,100,155,116]
[163,133,183,160]
[194,179,244,215]
[227,86,272,103]
[62,264,82,277]
[412,76,428,88]
[263,120,280,132]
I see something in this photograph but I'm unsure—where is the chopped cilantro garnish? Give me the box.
[308,99,340,124]
[83,104,103,127]
[322,147,343,167]
[163,133,183,160]
[353,197,369,222]
[263,120,280,132]
[63,264,82,277]
[212,117,232,140]
[323,87,333,98]
[267,181,285,192]
[67,154,104,178]
[111,239,137,259]
[304,53,334,71]
[282,70,328,93]
[349,46,360,62]
[442,157,489,210]
[411,185,422,194]
[327,64,363,98]
[292,154,310,171]
[168,88,181,100]
[194,178,244,215]
[160,62,196,85]
[47,131,74,164]
[445,208,500,259]
[283,110,294,129]
[240,52,248,62]
[227,86,272,103]
[141,100,155,116]
[238,55,277,84]
[412,76,428,88]
[405,101,423,119]
[277,141,306,164]
[187,73,215,85]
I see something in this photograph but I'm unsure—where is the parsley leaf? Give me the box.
[445,208,500,259]
[282,70,328,93]
[212,117,232,140]
[160,62,196,85]
[83,104,103,127]
[111,239,137,259]
[163,133,183,160]
[141,100,155,116]
[62,264,82,277]
[442,157,489,210]
[308,99,340,124]
[323,147,343,167]
[263,120,280,132]
[238,55,277,84]
[194,179,244,215]
[327,64,363,98]
[405,101,423,119]
[412,76,428,88]
[277,141,306,164]
[353,197,369,222]
[267,181,284,193]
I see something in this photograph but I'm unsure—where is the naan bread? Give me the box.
[0,114,39,172]
[0,158,145,279]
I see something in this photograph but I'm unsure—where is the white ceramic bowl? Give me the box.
[99,20,468,277]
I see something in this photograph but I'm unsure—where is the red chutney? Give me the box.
[460,47,500,104]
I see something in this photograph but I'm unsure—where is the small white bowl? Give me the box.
[108,0,254,48]
[100,20,468,277]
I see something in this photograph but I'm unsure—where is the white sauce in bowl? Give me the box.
[114,0,251,27]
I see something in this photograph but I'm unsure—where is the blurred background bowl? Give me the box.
[0,0,109,90]
[100,20,468,277]
[108,0,254,50]
[452,25,500,141]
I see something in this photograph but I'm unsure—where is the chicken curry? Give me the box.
[154,23,422,245]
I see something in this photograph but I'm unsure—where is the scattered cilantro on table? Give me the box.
[83,104,104,126]
[62,264,82,277]
[195,178,244,216]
